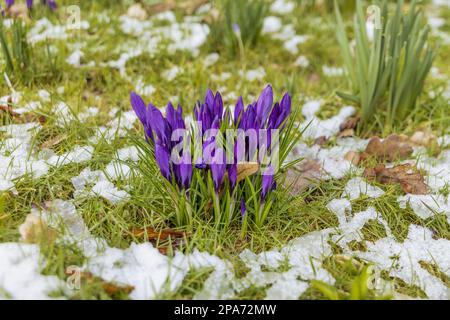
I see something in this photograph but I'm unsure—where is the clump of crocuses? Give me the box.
[131,85,297,230]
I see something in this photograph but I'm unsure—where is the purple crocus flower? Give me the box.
[234,96,244,126]
[155,142,171,181]
[228,163,237,191]
[5,0,14,7]
[179,152,193,190]
[232,23,241,35]
[256,85,274,127]
[44,0,56,10]
[261,166,275,202]
[240,199,246,218]
[210,147,226,192]
[130,92,153,137]
[26,0,32,8]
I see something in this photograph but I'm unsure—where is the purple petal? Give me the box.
[155,143,171,182]
[211,149,226,191]
[228,164,237,191]
[205,89,214,112]
[256,85,273,126]
[165,102,176,130]
[46,0,57,10]
[213,92,223,118]
[275,93,291,129]
[240,199,246,217]
[234,96,244,125]
[261,166,275,201]
[147,105,170,145]
[179,152,193,189]
[268,102,281,129]
[130,92,147,125]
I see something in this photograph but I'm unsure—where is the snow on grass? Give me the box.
[0,243,66,299]
[299,100,356,139]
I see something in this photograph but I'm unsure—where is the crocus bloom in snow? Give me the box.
[130,85,291,198]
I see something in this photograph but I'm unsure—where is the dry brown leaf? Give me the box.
[0,105,21,117]
[361,135,413,162]
[66,270,134,296]
[130,227,185,241]
[129,227,187,255]
[339,116,360,131]
[344,151,360,166]
[314,136,328,146]
[284,159,322,195]
[41,134,68,149]
[308,73,320,82]
[1,105,46,124]
[337,128,354,138]
[18,212,57,244]
[236,162,259,183]
[364,164,428,195]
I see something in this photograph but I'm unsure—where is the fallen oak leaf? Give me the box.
[284,159,322,195]
[236,162,259,183]
[364,164,428,195]
[360,134,413,162]
[344,151,360,166]
[339,116,360,131]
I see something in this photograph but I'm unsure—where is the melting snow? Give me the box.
[0,243,65,299]
[300,100,356,139]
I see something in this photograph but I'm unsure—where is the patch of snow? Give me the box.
[203,53,220,67]
[344,177,385,200]
[162,66,181,82]
[262,16,282,34]
[271,0,295,14]
[241,68,266,82]
[300,100,356,139]
[398,194,450,222]
[322,65,345,77]
[294,55,310,68]
[0,243,66,299]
